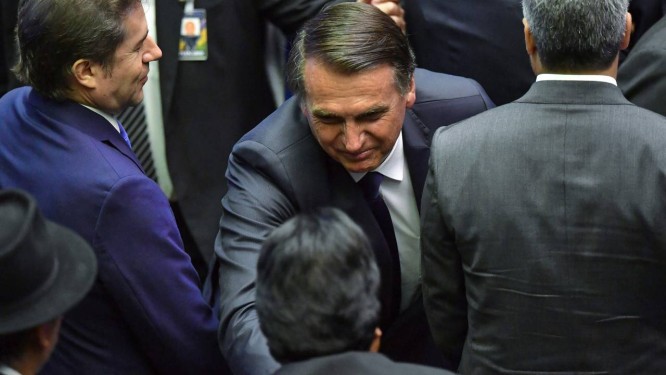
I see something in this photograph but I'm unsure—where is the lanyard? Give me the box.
[184,0,194,13]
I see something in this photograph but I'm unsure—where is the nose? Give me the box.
[144,36,163,62]
[342,122,364,153]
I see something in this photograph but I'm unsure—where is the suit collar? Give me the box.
[517,80,632,106]
[27,89,144,171]
[402,108,431,210]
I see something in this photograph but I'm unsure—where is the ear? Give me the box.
[71,59,100,89]
[523,18,537,57]
[300,100,310,119]
[404,76,416,109]
[35,317,62,351]
[369,327,382,353]
[620,12,632,50]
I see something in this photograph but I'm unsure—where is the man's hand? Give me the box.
[357,0,406,33]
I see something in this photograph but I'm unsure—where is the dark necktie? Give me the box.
[357,172,401,321]
[116,103,157,182]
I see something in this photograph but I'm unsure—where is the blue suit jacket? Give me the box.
[206,68,494,374]
[0,88,226,374]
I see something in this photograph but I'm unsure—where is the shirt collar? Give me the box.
[80,104,120,133]
[0,364,23,375]
[350,131,404,182]
[536,74,617,86]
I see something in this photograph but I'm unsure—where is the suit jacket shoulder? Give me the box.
[276,352,455,375]
[618,16,666,116]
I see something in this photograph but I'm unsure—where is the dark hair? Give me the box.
[12,0,140,100]
[522,0,629,72]
[256,207,381,363]
[0,327,34,364]
[286,2,415,99]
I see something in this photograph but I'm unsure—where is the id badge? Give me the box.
[179,9,208,61]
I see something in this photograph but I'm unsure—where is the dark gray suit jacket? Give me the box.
[422,80,666,373]
[618,15,666,116]
[207,68,493,374]
[275,352,456,375]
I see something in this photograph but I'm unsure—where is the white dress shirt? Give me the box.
[537,73,617,86]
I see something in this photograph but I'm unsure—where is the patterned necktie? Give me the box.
[357,171,401,321]
[116,103,157,182]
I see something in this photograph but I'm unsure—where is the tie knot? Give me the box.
[357,172,383,201]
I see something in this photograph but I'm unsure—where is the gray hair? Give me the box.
[286,2,416,100]
[522,0,629,71]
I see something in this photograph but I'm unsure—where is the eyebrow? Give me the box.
[133,29,149,50]
[311,105,390,122]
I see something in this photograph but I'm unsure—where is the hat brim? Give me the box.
[0,220,97,334]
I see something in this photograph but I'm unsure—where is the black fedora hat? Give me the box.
[0,189,97,334]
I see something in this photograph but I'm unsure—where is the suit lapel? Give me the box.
[37,93,145,171]
[402,109,432,211]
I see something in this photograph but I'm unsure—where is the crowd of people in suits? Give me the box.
[1,0,666,374]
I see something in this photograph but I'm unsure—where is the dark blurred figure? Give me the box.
[620,0,666,62]
[0,189,96,375]
[618,14,666,116]
[256,208,455,375]
[404,0,534,105]
[0,0,19,95]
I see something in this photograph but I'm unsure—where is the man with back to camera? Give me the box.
[0,189,97,375]
[255,207,456,375]
[421,0,666,372]
[0,0,227,373]
[206,2,495,374]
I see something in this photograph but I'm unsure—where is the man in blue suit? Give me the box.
[0,0,226,373]
[206,3,494,374]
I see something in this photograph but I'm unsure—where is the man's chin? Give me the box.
[341,161,379,174]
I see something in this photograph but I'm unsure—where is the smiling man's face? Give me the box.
[302,60,415,173]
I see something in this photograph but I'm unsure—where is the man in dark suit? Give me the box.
[208,3,494,374]
[256,208,455,375]
[422,0,666,373]
[153,0,404,264]
[403,0,534,105]
[0,0,226,373]
[618,14,666,116]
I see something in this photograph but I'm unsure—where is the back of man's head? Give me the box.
[522,0,629,72]
[286,2,416,99]
[13,0,140,101]
[256,207,381,364]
